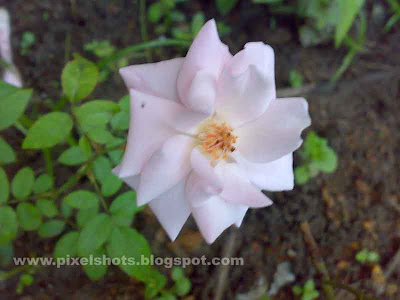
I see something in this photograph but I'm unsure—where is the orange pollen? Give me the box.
[198,121,237,161]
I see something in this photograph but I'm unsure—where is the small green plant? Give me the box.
[148,0,186,36]
[384,0,400,32]
[153,267,192,299]
[295,131,338,185]
[289,70,304,88]
[84,40,116,58]
[20,32,36,56]
[355,249,380,264]
[292,279,320,300]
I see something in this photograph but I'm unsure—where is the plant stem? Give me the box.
[42,148,54,180]
[87,170,109,213]
[14,121,27,135]
[97,39,191,69]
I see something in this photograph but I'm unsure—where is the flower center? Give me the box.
[197,118,237,163]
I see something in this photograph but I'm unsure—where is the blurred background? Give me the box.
[0,0,399,299]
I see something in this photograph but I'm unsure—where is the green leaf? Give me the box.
[87,128,114,144]
[22,112,73,149]
[101,173,122,197]
[0,206,18,246]
[335,0,365,47]
[216,0,239,16]
[145,269,168,298]
[0,136,16,164]
[110,111,129,131]
[148,2,163,23]
[289,70,304,88]
[82,247,108,281]
[91,155,112,184]
[79,136,92,158]
[76,206,99,228]
[63,190,99,210]
[110,191,142,217]
[11,167,34,199]
[111,214,134,227]
[78,214,113,257]
[0,81,32,130]
[33,174,53,194]
[16,203,42,231]
[118,95,130,112]
[107,227,152,282]
[58,146,88,166]
[304,279,315,292]
[20,274,34,286]
[108,149,123,166]
[191,12,205,35]
[61,201,73,219]
[295,166,310,185]
[0,167,9,204]
[38,220,66,238]
[171,267,185,281]
[292,285,303,296]
[314,147,338,173]
[0,244,13,266]
[367,251,379,263]
[35,199,58,218]
[62,58,99,102]
[54,231,80,259]
[174,277,192,296]
[75,100,119,132]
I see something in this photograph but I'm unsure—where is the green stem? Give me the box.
[330,48,357,85]
[323,280,380,300]
[19,114,34,128]
[53,96,68,112]
[97,39,191,69]
[87,170,109,213]
[14,121,27,135]
[42,148,54,180]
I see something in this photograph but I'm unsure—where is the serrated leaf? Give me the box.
[335,0,365,47]
[110,191,142,216]
[62,58,99,102]
[16,202,42,231]
[87,128,114,144]
[101,173,122,197]
[38,220,66,238]
[107,227,152,282]
[110,111,129,131]
[216,0,239,16]
[22,112,73,149]
[58,146,88,166]
[0,206,18,246]
[54,231,80,259]
[79,136,92,158]
[0,136,16,164]
[11,167,34,199]
[0,167,9,204]
[91,155,112,184]
[111,214,134,227]
[78,214,113,257]
[36,199,58,218]
[82,247,108,281]
[75,100,118,132]
[108,149,123,166]
[33,174,53,194]
[0,81,32,130]
[63,190,99,210]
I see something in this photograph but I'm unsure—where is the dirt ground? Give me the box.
[0,0,399,299]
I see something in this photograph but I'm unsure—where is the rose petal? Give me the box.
[185,70,217,115]
[216,163,273,208]
[119,58,184,102]
[177,19,231,113]
[137,135,193,206]
[112,166,140,190]
[235,209,247,228]
[191,196,248,244]
[232,152,294,191]
[190,148,223,187]
[235,98,311,163]
[149,178,191,241]
[117,89,203,177]
[185,171,222,208]
[216,65,274,127]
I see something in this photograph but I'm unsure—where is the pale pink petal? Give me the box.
[216,163,273,208]
[119,58,184,102]
[235,98,311,163]
[190,148,222,188]
[191,196,248,244]
[117,89,203,177]
[234,210,247,228]
[232,152,294,191]
[149,179,191,241]
[112,167,140,190]
[185,171,221,208]
[137,135,193,206]
[185,70,217,115]
[177,19,231,113]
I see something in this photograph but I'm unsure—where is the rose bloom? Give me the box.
[114,19,311,243]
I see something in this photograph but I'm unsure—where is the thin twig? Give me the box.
[214,229,237,300]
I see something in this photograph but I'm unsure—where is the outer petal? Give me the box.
[232,152,294,191]
[119,58,184,102]
[235,98,311,163]
[185,171,220,208]
[191,196,248,244]
[216,163,273,208]
[149,178,191,241]
[116,89,203,177]
[137,135,193,206]
[177,19,231,113]
[190,148,222,188]
[185,70,217,115]
[216,42,276,126]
